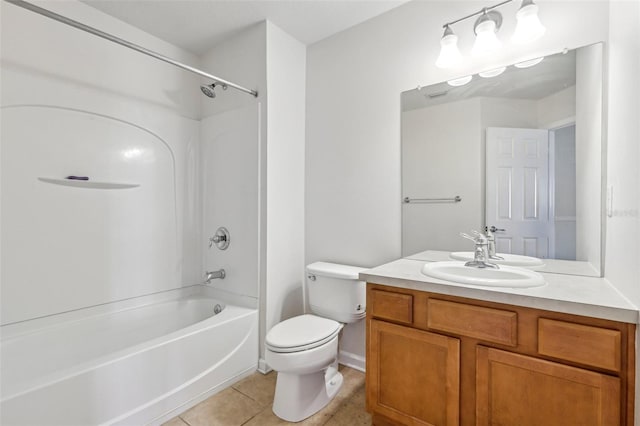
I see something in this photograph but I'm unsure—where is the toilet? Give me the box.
[264,262,366,422]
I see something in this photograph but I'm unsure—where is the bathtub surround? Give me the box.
[2,106,185,323]
[1,0,305,335]
[0,11,223,418]
[201,104,261,301]
[2,1,305,424]
[1,0,202,324]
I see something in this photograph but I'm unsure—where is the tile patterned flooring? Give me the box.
[163,366,371,426]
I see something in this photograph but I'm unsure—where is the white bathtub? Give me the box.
[0,287,259,425]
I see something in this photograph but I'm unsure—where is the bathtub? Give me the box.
[0,286,259,425]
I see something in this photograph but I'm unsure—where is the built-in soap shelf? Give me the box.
[37,177,140,189]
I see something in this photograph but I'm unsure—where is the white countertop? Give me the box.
[360,257,639,324]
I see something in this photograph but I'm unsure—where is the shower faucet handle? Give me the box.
[208,227,230,250]
[210,234,226,244]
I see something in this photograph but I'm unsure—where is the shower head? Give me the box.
[200,82,228,99]
[200,83,216,98]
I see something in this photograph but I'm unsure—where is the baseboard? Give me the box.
[338,350,366,372]
[257,357,272,374]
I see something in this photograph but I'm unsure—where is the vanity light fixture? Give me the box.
[435,0,545,68]
[479,66,507,78]
[472,10,503,56]
[435,25,463,69]
[447,75,473,87]
[514,56,544,68]
[512,0,546,44]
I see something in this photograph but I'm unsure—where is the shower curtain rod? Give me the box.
[4,0,259,98]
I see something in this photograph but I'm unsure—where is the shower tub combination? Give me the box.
[2,2,261,425]
[0,286,258,425]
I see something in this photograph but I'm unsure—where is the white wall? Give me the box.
[606,3,640,421]
[605,0,640,308]
[538,85,576,129]
[306,0,610,363]
[1,0,201,324]
[402,98,483,255]
[264,22,307,361]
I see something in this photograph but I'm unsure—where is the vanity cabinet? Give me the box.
[368,319,460,425]
[365,284,635,426]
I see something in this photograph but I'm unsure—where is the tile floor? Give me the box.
[163,366,371,426]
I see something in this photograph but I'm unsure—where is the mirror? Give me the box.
[401,43,604,277]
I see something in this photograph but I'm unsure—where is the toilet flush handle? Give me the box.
[308,274,316,281]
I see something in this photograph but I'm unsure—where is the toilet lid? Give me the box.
[265,314,342,353]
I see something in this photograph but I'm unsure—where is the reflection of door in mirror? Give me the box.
[486,127,551,258]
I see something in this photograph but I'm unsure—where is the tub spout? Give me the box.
[205,269,226,283]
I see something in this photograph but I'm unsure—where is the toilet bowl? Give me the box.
[265,314,344,421]
[265,262,366,422]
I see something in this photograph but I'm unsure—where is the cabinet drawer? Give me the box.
[538,318,621,371]
[427,299,517,346]
[370,290,413,324]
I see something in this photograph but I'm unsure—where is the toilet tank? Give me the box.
[306,262,367,323]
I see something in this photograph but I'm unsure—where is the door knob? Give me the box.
[489,226,506,232]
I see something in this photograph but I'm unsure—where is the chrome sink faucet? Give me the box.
[460,231,499,269]
[484,226,504,261]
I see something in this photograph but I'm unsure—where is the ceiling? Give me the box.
[81,0,409,54]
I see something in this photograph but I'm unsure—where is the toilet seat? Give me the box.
[265,314,342,353]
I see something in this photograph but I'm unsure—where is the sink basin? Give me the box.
[421,261,546,288]
[449,252,545,268]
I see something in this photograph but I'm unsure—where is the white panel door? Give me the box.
[486,127,551,258]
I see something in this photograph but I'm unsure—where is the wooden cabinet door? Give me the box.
[476,346,620,426]
[368,319,460,426]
